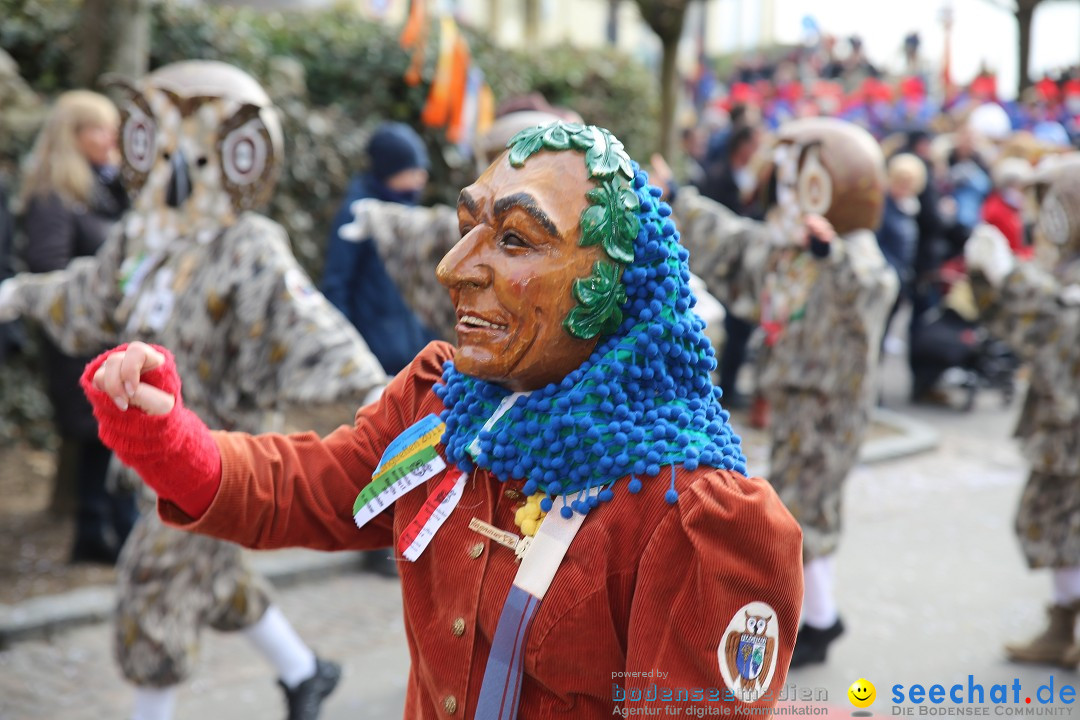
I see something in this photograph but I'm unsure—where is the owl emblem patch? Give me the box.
[719,601,779,703]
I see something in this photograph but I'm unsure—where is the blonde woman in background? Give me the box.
[20,90,136,563]
[877,153,928,347]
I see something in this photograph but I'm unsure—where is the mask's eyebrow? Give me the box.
[494,192,559,237]
[457,189,481,217]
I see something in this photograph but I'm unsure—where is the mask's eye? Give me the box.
[459,224,474,239]
[195,156,209,168]
[499,232,530,249]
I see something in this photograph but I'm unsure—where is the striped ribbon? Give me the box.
[475,497,590,718]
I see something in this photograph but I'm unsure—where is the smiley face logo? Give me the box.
[848,678,876,709]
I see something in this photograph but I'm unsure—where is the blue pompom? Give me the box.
[560,505,574,519]
[540,497,554,513]
[664,489,679,504]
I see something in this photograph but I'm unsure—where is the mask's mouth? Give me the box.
[458,313,509,331]
[166,150,191,209]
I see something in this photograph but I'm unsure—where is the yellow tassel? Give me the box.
[513,492,547,537]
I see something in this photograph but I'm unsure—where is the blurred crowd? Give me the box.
[677,81,1078,408]
[692,30,1080,146]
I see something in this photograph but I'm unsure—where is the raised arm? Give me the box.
[81,339,454,552]
[0,225,126,353]
[670,187,775,321]
[966,224,1075,360]
[230,215,387,408]
[340,198,461,340]
[811,227,900,328]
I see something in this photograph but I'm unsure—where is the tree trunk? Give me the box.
[1015,4,1035,95]
[633,0,693,157]
[75,0,150,87]
[75,0,110,88]
[107,0,151,80]
[658,36,679,160]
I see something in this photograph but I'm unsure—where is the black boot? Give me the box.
[789,618,845,668]
[280,657,342,720]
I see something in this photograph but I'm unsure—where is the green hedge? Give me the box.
[2,1,658,269]
[0,0,658,445]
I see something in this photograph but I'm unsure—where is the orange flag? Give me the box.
[401,0,428,85]
[400,0,426,48]
[445,33,471,142]
[420,17,457,128]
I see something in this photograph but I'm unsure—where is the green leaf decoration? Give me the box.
[506,122,634,182]
[568,124,595,151]
[503,120,639,341]
[564,260,627,339]
[506,124,549,167]
[583,127,635,181]
[580,178,639,264]
[541,123,572,150]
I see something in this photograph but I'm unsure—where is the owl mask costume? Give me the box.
[967,168,1080,668]
[670,117,898,668]
[78,122,803,717]
[111,60,283,248]
[1,61,385,717]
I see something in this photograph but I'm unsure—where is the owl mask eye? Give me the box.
[216,102,279,213]
[105,76,158,200]
[1039,195,1069,247]
[797,145,833,216]
[124,106,156,174]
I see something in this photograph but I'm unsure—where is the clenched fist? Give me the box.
[81,342,221,518]
[91,341,177,415]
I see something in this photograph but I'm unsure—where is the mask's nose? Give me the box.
[165,150,191,208]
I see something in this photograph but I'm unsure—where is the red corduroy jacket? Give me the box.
[159,342,804,718]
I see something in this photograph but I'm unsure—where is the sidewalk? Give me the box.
[0,549,363,647]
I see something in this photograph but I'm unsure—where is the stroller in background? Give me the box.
[908,258,1019,411]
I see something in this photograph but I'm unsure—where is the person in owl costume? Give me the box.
[79,121,803,718]
[966,167,1080,668]
[0,61,386,720]
[665,117,899,667]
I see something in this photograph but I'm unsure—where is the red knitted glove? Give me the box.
[80,344,221,518]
